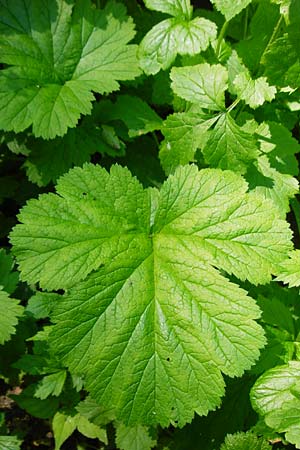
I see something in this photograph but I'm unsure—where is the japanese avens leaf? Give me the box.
[143,0,192,18]
[138,1,217,75]
[10,164,293,427]
[170,64,228,111]
[251,362,300,448]
[202,112,259,174]
[0,289,23,345]
[211,0,253,21]
[0,0,140,139]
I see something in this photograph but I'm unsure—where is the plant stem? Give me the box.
[291,197,300,233]
[258,15,284,72]
[243,7,249,39]
[216,21,229,59]
[227,98,241,113]
[152,131,160,148]
[96,0,101,8]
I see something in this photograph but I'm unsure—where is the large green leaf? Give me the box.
[10,164,293,426]
[0,0,140,139]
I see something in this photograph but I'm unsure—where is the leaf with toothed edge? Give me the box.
[10,163,293,426]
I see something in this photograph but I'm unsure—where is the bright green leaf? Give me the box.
[251,362,300,448]
[75,415,107,444]
[276,250,300,287]
[159,112,217,174]
[248,156,298,217]
[211,0,253,21]
[138,18,217,75]
[35,370,67,400]
[170,63,228,110]
[116,423,156,450]
[53,412,77,450]
[144,0,192,18]
[233,72,276,109]
[0,436,22,450]
[0,0,140,139]
[202,112,258,173]
[11,164,294,426]
[220,431,270,450]
[0,289,23,345]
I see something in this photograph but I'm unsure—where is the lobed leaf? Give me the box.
[10,164,293,426]
[0,0,140,139]
[170,63,228,110]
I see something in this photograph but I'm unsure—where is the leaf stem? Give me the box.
[227,98,241,113]
[152,131,160,148]
[243,7,249,39]
[290,197,300,234]
[216,21,229,59]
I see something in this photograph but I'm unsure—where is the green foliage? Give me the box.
[0,0,140,139]
[251,362,300,448]
[220,431,270,450]
[1,0,300,448]
[0,436,22,450]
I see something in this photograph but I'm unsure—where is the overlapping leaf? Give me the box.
[202,112,258,173]
[0,0,140,139]
[251,361,300,448]
[10,164,293,426]
[138,1,217,74]
[276,250,300,287]
[211,0,253,21]
[170,64,228,110]
[0,290,23,345]
[220,431,270,450]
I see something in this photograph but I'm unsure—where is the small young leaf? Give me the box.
[53,412,77,450]
[202,113,258,173]
[159,112,217,174]
[170,63,228,110]
[276,250,300,287]
[251,362,300,448]
[138,18,217,75]
[211,0,253,21]
[0,436,22,450]
[0,290,23,345]
[144,0,192,18]
[220,431,270,450]
[233,72,276,109]
[35,370,67,400]
[116,423,156,450]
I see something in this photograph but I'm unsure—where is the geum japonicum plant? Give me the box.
[1,0,300,449]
